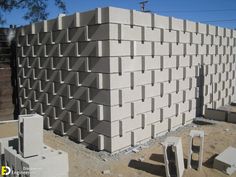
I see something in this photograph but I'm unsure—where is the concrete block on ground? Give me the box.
[162,137,185,177]
[228,112,236,123]
[213,146,236,175]
[187,130,204,170]
[204,108,227,121]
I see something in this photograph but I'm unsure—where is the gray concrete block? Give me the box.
[228,112,236,123]
[162,137,185,177]
[204,108,227,121]
[18,114,44,158]
[4,145,69,177]
[16,6,236,153]
[187,130,204,170]
[213,146,236,175]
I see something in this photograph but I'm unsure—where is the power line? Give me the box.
[159,8,236,13]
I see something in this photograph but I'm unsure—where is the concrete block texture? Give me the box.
[16,6,236,152]
[187,130,204,170]
[162,137,185,177]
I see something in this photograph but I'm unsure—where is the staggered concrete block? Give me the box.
[16,6,236,152]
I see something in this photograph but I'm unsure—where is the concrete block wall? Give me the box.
[16,7,236,153]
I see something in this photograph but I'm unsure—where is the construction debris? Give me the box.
[102,169,111,175]
[138,157,145,162]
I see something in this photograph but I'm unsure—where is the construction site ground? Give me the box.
[0,118,236,177]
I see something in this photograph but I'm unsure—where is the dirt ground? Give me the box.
[0,119,236,177]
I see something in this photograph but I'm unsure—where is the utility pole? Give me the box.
[139,1,151,13]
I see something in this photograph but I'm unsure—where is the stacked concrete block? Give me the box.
[0,114,69,177]
[16,7,236,153]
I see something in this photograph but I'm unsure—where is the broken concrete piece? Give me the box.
[139,157,145,162]
[162,137,184,177]
[102,170,111,174]
[187,130,204,170]
[132,148,140,153]
[213,146,236,175]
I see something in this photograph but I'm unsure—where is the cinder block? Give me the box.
[131,10,152,27]
[151,119,169,138]
[16,6,236,153]
[168,115,183,131]
[228,112,236,123]
[184,20,196,33]
[187,130,204,170]
[205,108,227,121]
[18,114,44,158]
[197,23,207,34]
[213,146,236,175]
[178,31,191,44]
[170,17,184,31]
[153,42,170,56]
[171,43,184,56]
[191,33,202,44]
[153,14,170,29]
[184,44,197,55]
[162,137,185,177]
[145,27,161,42]
[163,29,177,43]
[0,137,18,158]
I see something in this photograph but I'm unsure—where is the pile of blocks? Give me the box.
[16,7,236,152]
[0,114,68,177]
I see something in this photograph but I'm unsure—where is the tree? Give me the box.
[0,0,67,25]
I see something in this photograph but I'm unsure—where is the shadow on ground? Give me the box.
[128,153,166,176]
[203,154,218,168]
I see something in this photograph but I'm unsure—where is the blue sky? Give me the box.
[2,0,236,29]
